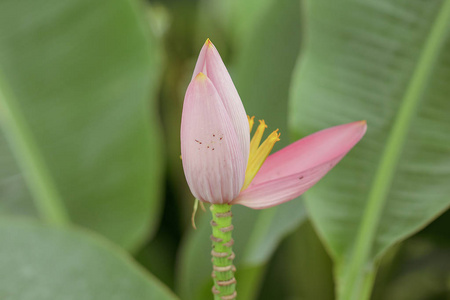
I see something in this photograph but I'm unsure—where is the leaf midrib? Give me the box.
[0,70,69,225]
[340,0,450,298]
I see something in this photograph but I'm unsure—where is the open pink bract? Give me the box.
[232,121,366,209]
[181,39,367,208]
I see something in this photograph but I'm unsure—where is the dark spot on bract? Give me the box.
[299,176,304,180]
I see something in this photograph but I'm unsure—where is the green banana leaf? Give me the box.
[0,218,178,300]
[0,0,163,250]
[289,0,450,299]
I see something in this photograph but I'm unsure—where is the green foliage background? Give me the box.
[0,0,449,299]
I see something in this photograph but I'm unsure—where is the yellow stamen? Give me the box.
[249,120,267,159]
[248,115,255,133]
[242,118,280,190]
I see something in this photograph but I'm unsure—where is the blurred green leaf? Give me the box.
[0,218,178,300]
[176,200,306,300]
[284,221,335,300]
[232,0,302,152]
[371,243,402,300]
[195,0,232,51]
[289,0,450,298]
[373,235,450,300]
[0,0,163,250]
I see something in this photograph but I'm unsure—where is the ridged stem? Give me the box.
[210,204,236,300]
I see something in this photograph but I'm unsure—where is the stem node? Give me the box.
[210,204,236,300]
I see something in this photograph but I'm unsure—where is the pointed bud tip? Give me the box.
[205,38,213,48]
[352,120,367,130]
[359,120,368,131]
[195,72,207,81]
[356,120,368,136]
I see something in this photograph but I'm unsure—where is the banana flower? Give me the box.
[180,39,366,300]
[181,39,366,209]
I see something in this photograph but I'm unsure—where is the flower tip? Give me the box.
[195,72,207,81]
[358,120,368,134]
[205,38,213,48]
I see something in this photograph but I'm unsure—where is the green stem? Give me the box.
[359,268,376,300]
[340,1,450,299]
[0,71,69,226]
[210,204,236,300]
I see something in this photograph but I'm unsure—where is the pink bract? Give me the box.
[231,121,367,209]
